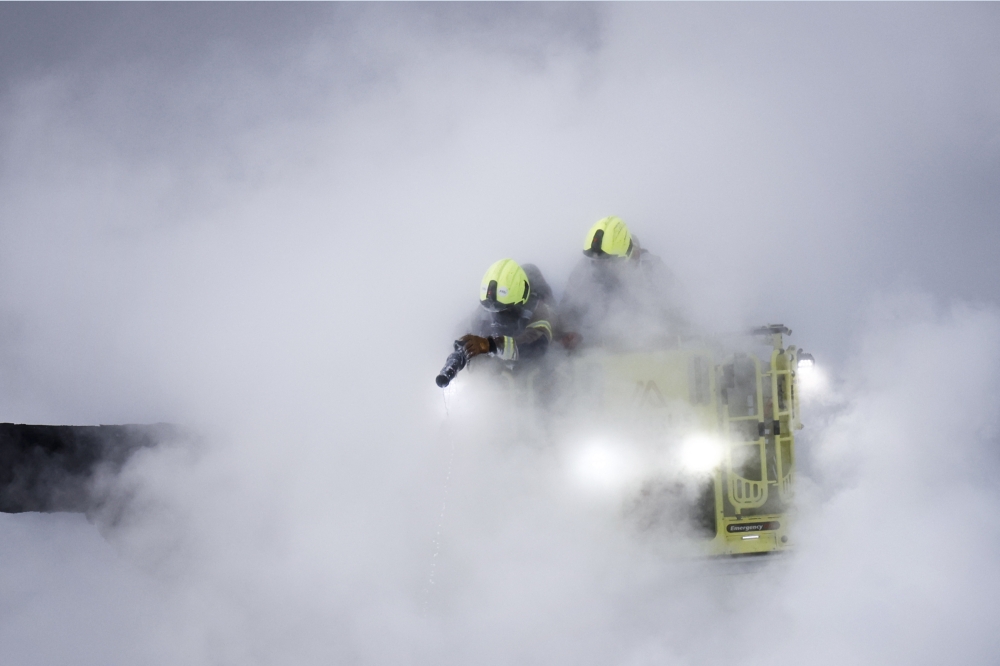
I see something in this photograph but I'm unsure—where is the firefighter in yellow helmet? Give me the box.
[437,259,555,387]
[460,258,554,360]
[559,216,685,349]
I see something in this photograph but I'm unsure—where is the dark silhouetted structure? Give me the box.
[0,423,176,513]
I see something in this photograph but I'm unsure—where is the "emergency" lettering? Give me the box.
[726,521,780,533]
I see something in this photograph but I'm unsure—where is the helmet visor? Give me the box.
[487,305,525,327]
[480,299,521,314]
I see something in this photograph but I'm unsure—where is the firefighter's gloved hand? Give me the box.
[560,332,583,350]
[458,334,492,358]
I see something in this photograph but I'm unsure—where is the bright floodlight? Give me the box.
[679,434,724,474]
[797,352,815,369]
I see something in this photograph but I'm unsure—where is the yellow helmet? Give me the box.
[583,216,633,258]
[479,259,530,312]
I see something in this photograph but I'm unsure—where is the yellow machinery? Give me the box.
[448,324,811,557]
[550,324,808,556]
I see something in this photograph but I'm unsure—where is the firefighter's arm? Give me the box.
[490,322,550,361]
[459,305,553,361]
[495,306,553,361]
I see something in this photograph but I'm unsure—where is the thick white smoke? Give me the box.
[0,4,998,665]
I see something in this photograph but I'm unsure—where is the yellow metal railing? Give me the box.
[722,355,768,513]
[770,348,795,502]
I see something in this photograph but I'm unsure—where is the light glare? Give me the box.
[679,434,724,474]
[797,364,829,398]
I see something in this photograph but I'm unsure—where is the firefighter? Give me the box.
[559,216,685,349]
[457,258,554,363]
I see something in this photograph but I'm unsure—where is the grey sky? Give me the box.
[0,4,998,665]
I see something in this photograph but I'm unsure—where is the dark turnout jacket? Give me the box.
[559,240,686,348]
